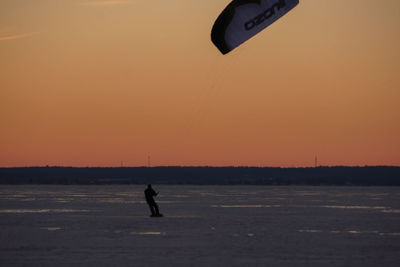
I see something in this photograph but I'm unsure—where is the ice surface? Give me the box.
[0,185,399,266]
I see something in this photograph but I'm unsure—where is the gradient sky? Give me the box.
[1,0,399,167]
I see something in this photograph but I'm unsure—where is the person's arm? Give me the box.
[151,189,158,196]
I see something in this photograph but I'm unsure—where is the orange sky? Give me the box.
[1,0,399,167]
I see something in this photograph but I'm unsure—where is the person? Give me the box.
[144,184,162,217]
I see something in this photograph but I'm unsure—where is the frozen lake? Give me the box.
[0,185,399,266]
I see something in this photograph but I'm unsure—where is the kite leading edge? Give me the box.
[211,0,299,54]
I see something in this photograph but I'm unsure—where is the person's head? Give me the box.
[147,184,152,188]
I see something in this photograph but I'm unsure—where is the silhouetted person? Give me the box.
[144,184,162,217]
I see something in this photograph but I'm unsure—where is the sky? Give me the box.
[1,0,399,167]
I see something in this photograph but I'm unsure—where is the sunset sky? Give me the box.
[1,0,399,167]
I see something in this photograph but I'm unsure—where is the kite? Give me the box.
[211,0,299,54]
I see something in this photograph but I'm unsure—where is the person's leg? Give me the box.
[154,203,160,215]
[148,204,156,216]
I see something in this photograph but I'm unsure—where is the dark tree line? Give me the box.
[0,166,399,185]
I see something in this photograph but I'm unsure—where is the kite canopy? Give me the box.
[211,0,299,54]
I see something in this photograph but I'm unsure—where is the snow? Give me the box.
[0,185,399,266]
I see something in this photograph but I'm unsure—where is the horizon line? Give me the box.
[1,165,399,168]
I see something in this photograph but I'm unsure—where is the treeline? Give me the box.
[0,166,399,185]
